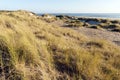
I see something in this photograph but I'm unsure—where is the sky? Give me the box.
[0,0,120,13]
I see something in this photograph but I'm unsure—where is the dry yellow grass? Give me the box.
[0,10,120,80]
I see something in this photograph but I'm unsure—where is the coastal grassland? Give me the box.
[61,16,120,32]
[0,10,120,80]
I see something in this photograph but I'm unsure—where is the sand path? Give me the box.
[75,27,120,46]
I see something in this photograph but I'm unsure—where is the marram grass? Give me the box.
[0,10,119,80]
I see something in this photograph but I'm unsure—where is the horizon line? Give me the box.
[1,9,120,14]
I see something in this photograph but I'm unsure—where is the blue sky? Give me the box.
[0,0,120,13]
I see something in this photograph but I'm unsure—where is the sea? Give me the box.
[38,13,120,19]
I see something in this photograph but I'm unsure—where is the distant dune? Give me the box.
[0,10,120,80]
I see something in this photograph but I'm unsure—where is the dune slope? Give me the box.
[0,10,120,80]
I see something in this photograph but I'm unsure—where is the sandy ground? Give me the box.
[75,27,120,46]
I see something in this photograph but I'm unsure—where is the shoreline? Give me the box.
[38,13,120,20]
[76,16,120,20]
